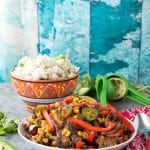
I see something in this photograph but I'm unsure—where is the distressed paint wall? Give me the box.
[90,0,142,82]
[0,0,38,82]
[37,0,90,75]
[0,0,149,84]
[38,0,149,84]
[140,0,150,85]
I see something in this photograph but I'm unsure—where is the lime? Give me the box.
[109,78,127,100]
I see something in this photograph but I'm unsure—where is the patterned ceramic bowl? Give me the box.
[11,74,78,100]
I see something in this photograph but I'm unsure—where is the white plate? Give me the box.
[18,118,138,150]
[20,95,64,103]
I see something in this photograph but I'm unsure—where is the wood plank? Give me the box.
[90,0,142,83]
[140,0,150,85]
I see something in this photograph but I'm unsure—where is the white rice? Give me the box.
[11,55,79,81]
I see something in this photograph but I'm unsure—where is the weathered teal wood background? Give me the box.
[90,0,142,83]
[0,0,149,84]
[37,0,148,83]
[0,0,38,82]
[37,0,90,75]
[140,0,150,84]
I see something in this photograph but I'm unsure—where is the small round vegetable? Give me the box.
[109,78,127,100]
[81,107,99,122]
[58,105,73,118]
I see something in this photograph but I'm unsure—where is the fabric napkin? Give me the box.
[121,106,150,150]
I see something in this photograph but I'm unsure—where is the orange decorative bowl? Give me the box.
[11,74,78,100]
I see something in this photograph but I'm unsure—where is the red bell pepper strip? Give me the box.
[67,117,116,132]
[116,112,134,132]
[63,95,74,104]
[101,110,111,115]
[42,109,55,133]
[101,104,116,115]
[107,104,116,113]
[75,141,85,149]
[86,131,96,143]
[49,113,54,119]
[107,127,123,138]
[50,113,63,124]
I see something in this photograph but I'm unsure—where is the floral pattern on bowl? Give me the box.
[11,75,78,99]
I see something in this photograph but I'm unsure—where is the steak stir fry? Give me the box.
[22,96,134,149]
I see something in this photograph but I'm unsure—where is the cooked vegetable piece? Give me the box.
[75,141,85,149]
[42,109,55,133]
[102,121,121,135]
[63,96,74,104]
[107,104,117,114]
[100,103,116,115]
[58,105,72,118]
[35,105,48,113]
[67,117,116,132]
[50,113,63,124]
[19,63,24,67]
[82,107,98,122]
[107,127,123,138]
[29,125,37,135]
[116,112,134,132]
[86,131,96,143]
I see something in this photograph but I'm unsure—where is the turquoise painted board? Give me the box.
[90,0,142,82]
[0,0,38,82]
[37,0,90,75]
[37,0,55,55]
[140,0,150,85]
[0,0,149,84]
